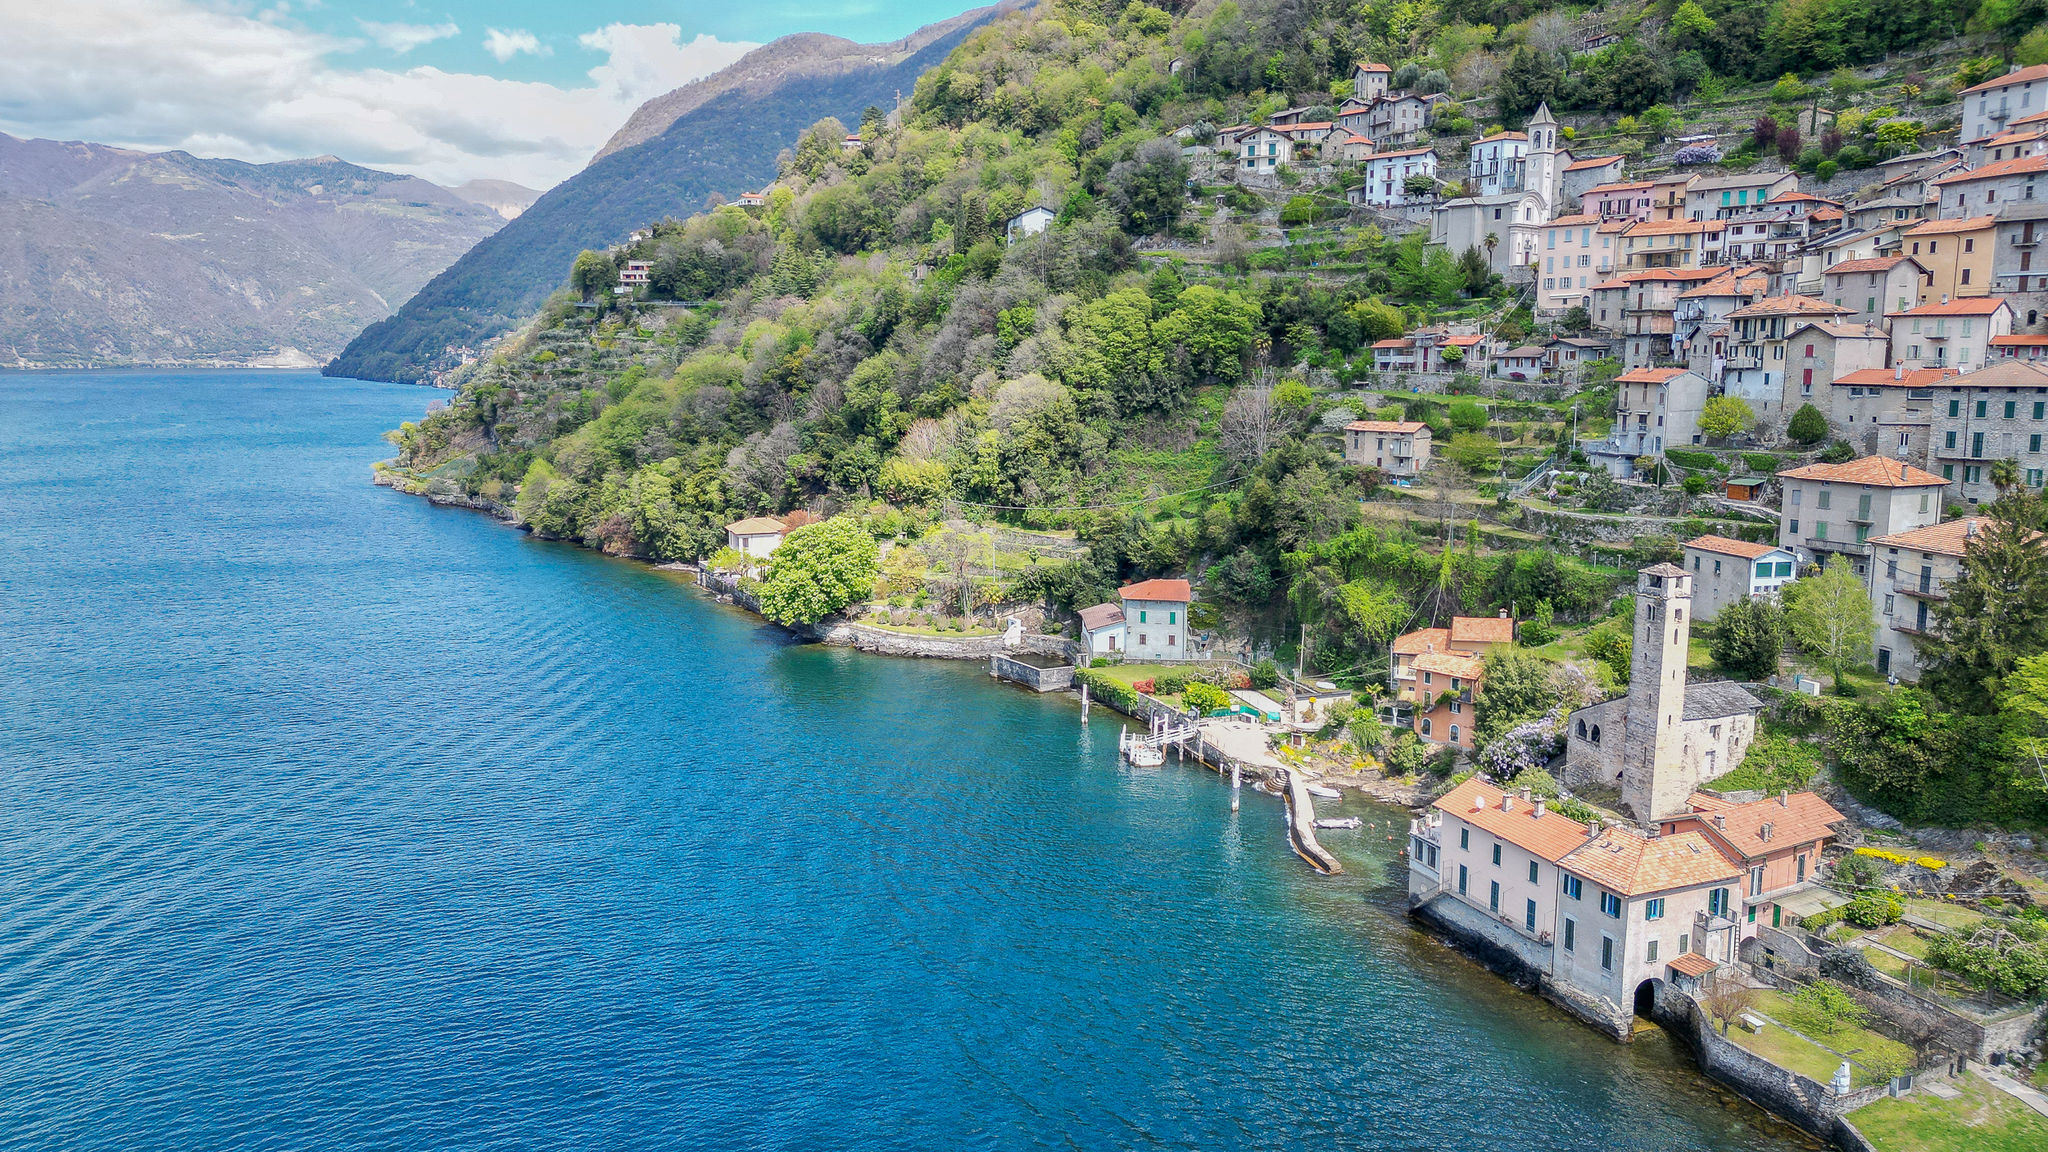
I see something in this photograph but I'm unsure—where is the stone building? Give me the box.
[1342,419,1432,476]
[1116,578,1192,662]
[1680,535,1799,622]
[1776,456,1947,576]
[1562,565,1762,822]
[1928,358,2048,503]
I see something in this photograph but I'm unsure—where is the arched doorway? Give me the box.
[1633,978,1660,1019]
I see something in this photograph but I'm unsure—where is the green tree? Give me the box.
[1443,432,1500,474]
[1699,395,1755,440]
[1155,285,1261,386]
[755,517,881,626]
[1709,597,1788,680]
[1999,651,2048,799]
[1783,562,1874,692]
[1786,403,1829,444]
[570,250,614,302]
[1473,649,1565,746]
[1448,399,1489,432]
[1921,491,2048,712]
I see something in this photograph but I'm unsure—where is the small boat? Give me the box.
[1315,816,1363,830]
[1305,783,1342,800]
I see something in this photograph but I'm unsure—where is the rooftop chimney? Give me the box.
[1967,520,1979,539]
[1711,813,1726,830]
[1778,789,1790,807]
[1534,798,1548,817]
[1519,786,1533,802]
[1901,463,1908,481]
[1895,362,1905,381]
[1587,818,1602,838]
[1760,821,1775,841]
[1502,794,1515,812]
[1499,608,1509,619]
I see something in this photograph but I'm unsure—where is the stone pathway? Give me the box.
[1975,1063,2048,1119]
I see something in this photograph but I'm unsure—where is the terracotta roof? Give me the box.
[2013,109,2048,128]
[1345,419,1428,433]
[1684,791,1846,859]
[1933,156,2048,184]
[1784,321,1887,340]
[1078,602,1124,632]
[1356,62,1392,72]
[1475,131,1528,144]
[1566,155,1625,171]
[1887,297,2011,317]
[1823,255,1917,275]
[1961,64,2048,96]
[1684,535,1780,560]
[1615,367,1691,384]
[1442,333,1486,346]
[1769,192,1841,206]
[1993,335,2048,346]
[1625,218,1724,236]
[1413,651,1485,680]
[1561,826,1741,897]
[1727,294,1851,318]
[1948,360,2048,388]
[1370,146,1438,160]
[1869,516,2040,555]
[1903,215,1996,234]
[1119,578,1192,602]
[1777,456,1947,487]
[1432,778,1591,863]
[725,516,787,535]
[1449,615,1514,646]
[1676,271,1746,299]
[1590,278,1630,291]
[1585,180,1654,194]
[1500,345,1548,358]
[1833,367,1961,388]
[1813,207,1844,221]
[1668,953,1719,979]
[1621,267,1724,282]
[1392,627,1450,656]
[1372,337,1414,349]
[1547,213,1600,226]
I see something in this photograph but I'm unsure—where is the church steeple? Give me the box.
[1525,102,1566,211]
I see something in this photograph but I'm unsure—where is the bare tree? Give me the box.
[1455,52,1502,97]
[1220,380,1280,470]
[1700,971,1760,1035]
[1527,11,1575,60]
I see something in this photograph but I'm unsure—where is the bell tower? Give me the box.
[1620,562,1693,822]
[1525,102,1562,211]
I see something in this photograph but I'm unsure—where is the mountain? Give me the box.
[0,135,511,369]
[451,179,543,220]
[325,0,1030,385]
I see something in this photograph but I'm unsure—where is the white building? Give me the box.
[1888,297,2015,373]
[1431,193,1543,274]
[1960,63,2048,149]
[1356,147,1438,207]
[1776,456,1947,576]
[1867,518,1998,681]
[1078,602,1125,657]
[1467,130,1529,197]
[1005,205,1056,242]
[1118,579,1192,662]
[724,516,788,557]
[1681,535,1798,622]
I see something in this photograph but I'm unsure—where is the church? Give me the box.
[1561,563,1765,822]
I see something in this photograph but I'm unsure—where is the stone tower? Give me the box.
[1525,102,1562,211]
[1620,562,1693,822]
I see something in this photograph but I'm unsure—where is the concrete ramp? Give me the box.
[1282,768,1342,875]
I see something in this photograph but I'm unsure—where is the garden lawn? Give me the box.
[1090,664,1186,689]
[1748,990,1916,1088]
[1903,899,1988,931]
[1727,1019,1848,1085]
[1849,1071,2048,1152]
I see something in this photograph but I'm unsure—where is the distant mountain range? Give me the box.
[325,0,1030,385]
[451,180,544,220]
[0,135,514,369]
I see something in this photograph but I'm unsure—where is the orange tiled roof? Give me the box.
[1372,337,1414,349]
[1625,218,1724,235]
[1449,615,1514,645]
[1475,131,1528,144]
[1824,255,1917,275]
[1728,294,1852,318]
[1392,627,1450,656]
[1119,578,1192,602]
[1668,953,1719,979]
[1888,297,2011,317]
[1994,335,2048,346]
[1565,155,1624,171]
[1684,791,1846,859]
[1776,456,1947,487]
[1949,361,2048,388]
[1433,777,1591,863]
[1868,516,2040,556]
[1585,180,1654,194]
[1547,213,1601,226]
[1413,651,1485,680]
[1684,535,1780,560]
[1933,156,2048,184]
[1834,366,1960,388]
[1961,63,2048,95]
[1615,367,1691,383]
[1903,215,1996,234]
[1561,826,1742,897]
[1345,420,1428,433]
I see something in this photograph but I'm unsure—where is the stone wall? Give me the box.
[1662,987,1894,1139]
[1818,949,2044,1062]
[992,654,1075,693]
[1409,892,1633,1040]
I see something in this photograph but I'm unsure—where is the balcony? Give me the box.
[1896,580,1947,600]
[2013,234,2040,247]
[1724,353,1762,370]
[1891,618,1934,636]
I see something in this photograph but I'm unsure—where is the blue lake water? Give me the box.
[0,371,1809,1149]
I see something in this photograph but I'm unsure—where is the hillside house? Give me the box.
[1659,791,1848,938]
[1776,456,1947,574]
[1990,202,2048,314]
[1889,296,2015,373]
[1867,517,2042,678]
[1408,650,1483,749]
[1582,180,1654,221]
[1620,218,1726,271]
[1351,61,1391,101]
[1681,535,1798,622]
[1078,602,1126,657]
[1685,172,1799,221]
[1903,216,1998,302]
[1820,255,1926,324]
[1355,147,1438,207]
[724,516,789,558]
[1118,579,1192,662]
[1467,131,1530,197]
[1721,295,1856,428]
[1929,359,2048,503]
[1962,66,2048,146]
[1931,154,2047,218]
[1431,193,1543,273]
[1343,419,1432,477]
[1993,335,2048,360]
[1779,321,1891,424]
[1537,214,1606,313]
[1828,365,1955,464]
[1606,367,1708,460]
[1005,205,1056,242]
[1495,345,1547,379]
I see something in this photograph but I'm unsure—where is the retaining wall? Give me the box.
[1663,989,1894,1141]
[992,654,1075,693]
[1408,892,1633,1040]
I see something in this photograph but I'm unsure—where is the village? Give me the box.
[668,61,2048,1152]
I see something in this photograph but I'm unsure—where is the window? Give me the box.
[1490,880,1501,913]
[1644,898,1665,921]
[1564,918,1577,951]
[2033,435,2042,453]
[1646,939,1660,963]
[1797,854,1808,882]
[1459,828,1469,850]
[1169,611,1177,625]
[1449,724,1460,743]
[1750,865,1765,896]
[1601,935,1615,971]
[1525,899,1538,931]
[1789,519,1800,534]
[1492,843,1502,866]
[1421,718,1432,736]
[1951,399,1962,417]
[1978,400,1989,418]
[2007,401,2018,419]
[1817,489,1830,510]
[1528,861,1539,884]
[1946,431,1958,450]
[1458,865,1468,894]
[1138,610,1147,623]
[1714,560,1723,576]
[1709,887,1729,917]
[1600,892,1622,918]
[1679,933,1691,955]
[1563,874,1583,900]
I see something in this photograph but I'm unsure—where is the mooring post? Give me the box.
[1081,682,1090,720]
[1231,762,1241,812]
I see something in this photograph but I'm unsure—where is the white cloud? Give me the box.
[359,19,460,55]
[481,27,546,62]
[0,2,759,189]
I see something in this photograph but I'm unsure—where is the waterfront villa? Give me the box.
[1390,615,1513,749]
[724,516,790,557]
[1659,789,1847,942]
[1562,565,1762,821]
[1679,535,1798,622]
[1078,602,1126,657]
[1117,579,1192,661]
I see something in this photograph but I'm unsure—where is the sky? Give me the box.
[0,0,971,190]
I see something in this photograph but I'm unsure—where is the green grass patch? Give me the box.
[1850,1071,2048,1152]
[1902,898,1989,932]
[1749,990,1916,1088]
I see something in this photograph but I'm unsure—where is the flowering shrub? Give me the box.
[1478,707,1568,779]
[1674,143,1721,165]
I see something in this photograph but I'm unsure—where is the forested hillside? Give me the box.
[381,0,2048,826]
[325,6,1020,385]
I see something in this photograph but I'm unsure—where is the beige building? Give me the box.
[1829,365,1958,464]
[1343,419,1432,476]
[1867,517,2001,681]
[1620,218,1725,271]
[1681,535,1799,622]
[1820,255,1926,324]
[1901,216,1998,303]
[1776,456,1947,576]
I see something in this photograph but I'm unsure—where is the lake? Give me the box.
[0,371,1808,1149]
